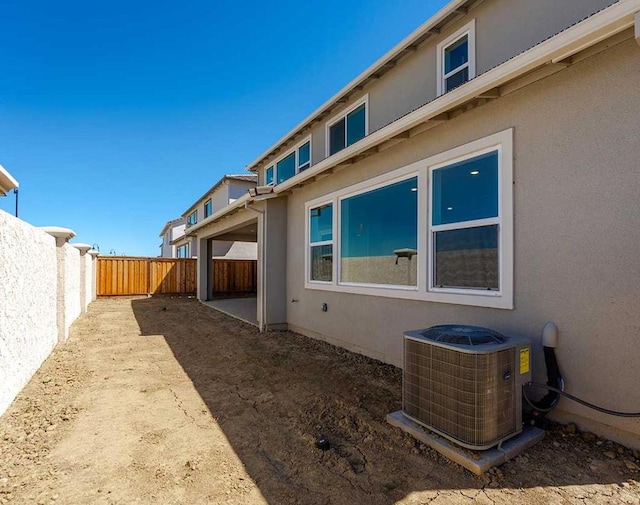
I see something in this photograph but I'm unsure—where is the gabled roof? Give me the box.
[182,174,257,216]
[0,164,19,195]
[245,0,478,172]
[159,216,186,237]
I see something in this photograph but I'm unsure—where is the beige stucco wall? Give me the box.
[285,39,640,446]
[258,0,616,183]
[62,244,81,341]
[0,211,58,416]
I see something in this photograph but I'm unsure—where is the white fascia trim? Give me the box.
[245,0,472,172]
[0,163,19,195]
[271,1,638,196]
[324,94,370,157]
[436,19,476,96]
[186,192,252,235]
[200,1,638,236]
[268,134,313,183]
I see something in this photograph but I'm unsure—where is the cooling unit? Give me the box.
[403,325,531,450]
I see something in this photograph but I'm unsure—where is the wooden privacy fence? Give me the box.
[97,257,197,296]
[212,259,257,294]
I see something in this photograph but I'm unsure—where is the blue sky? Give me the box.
[0,0,448,256]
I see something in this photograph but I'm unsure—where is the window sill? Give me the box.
[304,280,513,310]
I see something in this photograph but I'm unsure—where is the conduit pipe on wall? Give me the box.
[244,201,266,333]
[635,12,640,46]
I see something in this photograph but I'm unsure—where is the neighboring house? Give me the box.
[188,0,640,447]
[0,164,19,215]
[158,217,186,258]
[180,174,258,259]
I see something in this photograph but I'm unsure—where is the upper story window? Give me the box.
[326,95,368,156]
[437,20,476,96]
[204,199,212,218]
[187,210,197,227]
[266,136,312,186]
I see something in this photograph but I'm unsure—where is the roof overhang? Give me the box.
[194,1,640,233]
[245,0,478,173]
[0,164,19,195]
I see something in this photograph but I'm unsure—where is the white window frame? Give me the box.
[267,135,312,186]
[306,201,335,285]
[187,210,198,227]
[265,166,274,185]
[428,146,502,296]
[325,94,369,157]
[304,128,513,310]
[436,20,476,96]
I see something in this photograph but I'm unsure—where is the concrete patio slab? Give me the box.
[203,297,257,326]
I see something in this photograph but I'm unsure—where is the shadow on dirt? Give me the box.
[131,296,636,505]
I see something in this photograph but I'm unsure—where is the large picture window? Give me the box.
[340,177,418,286]
[305,129,513,309]
[309,203,333,282]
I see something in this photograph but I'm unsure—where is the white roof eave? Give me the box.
[196,1,639,230]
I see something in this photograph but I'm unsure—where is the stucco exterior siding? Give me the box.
[259,0,617,182]
[285,39,640,444]
[63,244,81,340]
[0,211,58,416]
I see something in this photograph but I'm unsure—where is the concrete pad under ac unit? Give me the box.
[386,411,545,475]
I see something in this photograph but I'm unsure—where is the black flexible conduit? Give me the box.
[522,346,640,418]
[524,382,640,418]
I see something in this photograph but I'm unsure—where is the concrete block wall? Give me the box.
[62,244,81,341]
[0,210,96,417]
[0,211,58,416]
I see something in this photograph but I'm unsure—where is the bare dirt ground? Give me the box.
[0,296,638,505]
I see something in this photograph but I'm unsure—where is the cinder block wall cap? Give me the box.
[71,243,92,253]
[40,226,76,240]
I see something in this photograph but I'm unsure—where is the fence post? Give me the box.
[41,226,76,343]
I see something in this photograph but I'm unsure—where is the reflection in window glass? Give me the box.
[310,204,332,243]
[310,203,333,282]
[444,36,468,73]
[298,142,311,170]
[311,244,332,282]
[445,67,469,92]
[276,152,296,184]
[329,119,346,155]
[434,225,499,290]
[265,166,274,185]
[432,151,498,226]
[346,104,366,147]
[340,177,418,286]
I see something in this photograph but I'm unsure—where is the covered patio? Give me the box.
[203,296,258,327]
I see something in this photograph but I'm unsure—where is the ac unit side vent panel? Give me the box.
[403,330,527,450]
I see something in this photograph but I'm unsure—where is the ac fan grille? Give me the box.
[403,339,516,448]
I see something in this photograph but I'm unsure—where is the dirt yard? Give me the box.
[0,297,638,504]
